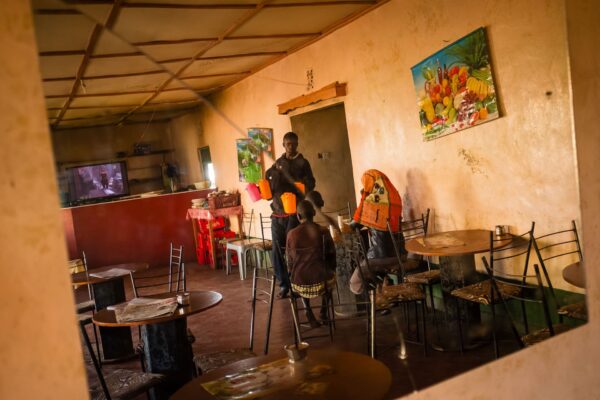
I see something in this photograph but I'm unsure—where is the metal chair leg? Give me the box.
[249,266,258,351]
[455,298,464,355]
[491,302,499,359]
[421,300,428,357]
[263,275,276,355]
[369,289,376,359]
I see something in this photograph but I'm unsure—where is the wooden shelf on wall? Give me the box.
[277,82,347,115]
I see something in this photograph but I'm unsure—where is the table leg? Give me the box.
[208,221,216,269]
[92,279,135,361]
[433,254,483,351]
[141,319,195,400]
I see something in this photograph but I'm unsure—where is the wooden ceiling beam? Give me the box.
[53,0,124,127]
[43,70,247,83]
[120,1,375,10]
[158,51,285,64]
[132,32,317,47]
[47,87,212,99]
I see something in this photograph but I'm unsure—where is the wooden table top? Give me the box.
[171,349,391,400]
[71,262,149,286]
[92,290,222,327]
[562,261,586,288]
[405,229,512,257]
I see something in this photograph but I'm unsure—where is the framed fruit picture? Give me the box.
[247,128,274,159]
[236,138,263,183]
[411,27,499,141]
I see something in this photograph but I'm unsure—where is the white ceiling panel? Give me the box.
[43,80,73,97]
[46,97,67,109]
[39,55,84,79]
[74,5,113,24]
[138,41,215,63]
[95,30,140,55]
[85,55,160,77]
[234,4,368,36]
[174,74,245,91]
[151,90,203,104]
[71,93,151,108]
[31,0,70,10]
[80,73,170,94]
[33,14,95,52]
[112,8,248,43]
[175,54,276,77]
[203,36,312,58]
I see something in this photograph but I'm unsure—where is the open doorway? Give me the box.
[291,103,357,213]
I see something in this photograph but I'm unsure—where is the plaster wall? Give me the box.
[198,0,581,291]
[169,109,204,187]
[52,121,172,163]
[0,1,89,398]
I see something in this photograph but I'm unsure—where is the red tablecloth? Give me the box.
[186,206,243,220]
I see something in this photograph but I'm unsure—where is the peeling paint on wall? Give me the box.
[458,148,486,175]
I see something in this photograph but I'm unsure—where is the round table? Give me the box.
[406,230,512,350]
[170,349,391,400]
[72,262,149,361]
[94,291,222,399]
[562,261,585,288]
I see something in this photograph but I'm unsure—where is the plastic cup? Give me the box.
[281,192,296,214]
[245,183,261,202]
[294,182,305,195]
[258,178,272,200]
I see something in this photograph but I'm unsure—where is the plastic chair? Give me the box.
[224,211,263,280]
[533,220,587,322]
[451,223,535,358]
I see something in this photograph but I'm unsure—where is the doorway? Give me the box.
[291,103,357,213]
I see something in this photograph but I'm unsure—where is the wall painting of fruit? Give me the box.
[411,27,499,141]
[236,138,263,183]
[248,127,274,159]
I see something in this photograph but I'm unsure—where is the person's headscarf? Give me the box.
[352,169,402,232]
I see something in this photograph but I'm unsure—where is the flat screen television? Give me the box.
[66,161,129,204]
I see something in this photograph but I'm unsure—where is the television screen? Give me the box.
[66,161,129,203]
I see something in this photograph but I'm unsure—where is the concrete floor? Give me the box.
[79,262,521,399]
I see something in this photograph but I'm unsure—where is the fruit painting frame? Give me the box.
[247,127,274,159]
[411,27,499,141]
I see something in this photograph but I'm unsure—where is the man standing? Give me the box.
[266,132,315,298]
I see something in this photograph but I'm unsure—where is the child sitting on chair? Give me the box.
[286,200,337,328]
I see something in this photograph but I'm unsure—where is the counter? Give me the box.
[63,189,214,267]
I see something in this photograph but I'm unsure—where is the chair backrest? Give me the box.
[79,318,112,400]
[533,220,583,304]
[400,209,430,241]
[484,261,556,348]
[321,202,352,219]
[347,231,379,293]
[258,213,272,244]
[239,211,255,239]
[486,222,535,277]
[130,244,186,297]
[70,251,93,300]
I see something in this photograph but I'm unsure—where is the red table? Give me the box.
[186,206,243,269]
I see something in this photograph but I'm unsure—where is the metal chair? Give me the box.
[451,223,535,358]
[388,210,441,314]
[255,213,273,269]
[486,263,571,352]
[79,317,164,400]
[533,220,587,322]
[278,242,337,345]
[70,252,101,362]
[193,249,276,375]
[70,252,95,314]
[224,210,263,280]
[129,244,185,298]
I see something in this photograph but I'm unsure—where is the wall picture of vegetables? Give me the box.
[248,127,274,159]
[411,27,499,141]
[236,138,263,183]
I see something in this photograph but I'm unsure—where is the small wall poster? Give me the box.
[247,128,274,159]
[236,139,262,183]
[411,27,499,141]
